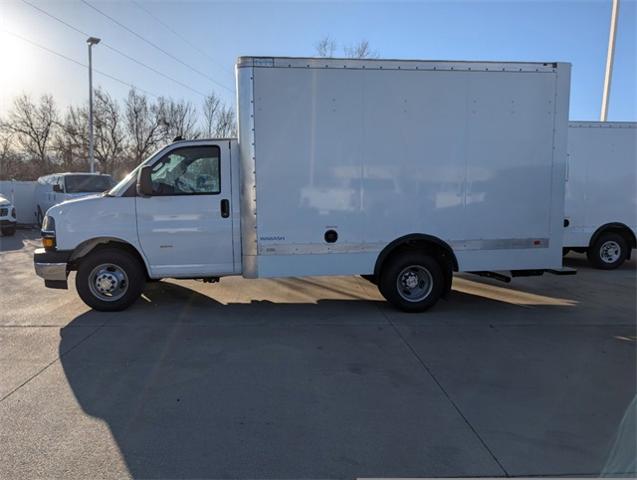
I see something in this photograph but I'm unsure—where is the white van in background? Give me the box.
[35,173,114,225]
[564,122,637,269]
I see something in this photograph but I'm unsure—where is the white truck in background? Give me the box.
[34,56,573,312]
[0,193,17,236]
[35,173,115,225]
[564,122,637,269]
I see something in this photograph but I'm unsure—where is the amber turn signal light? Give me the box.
[42,237,56,249]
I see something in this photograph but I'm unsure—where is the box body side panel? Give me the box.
[250,65,569,276]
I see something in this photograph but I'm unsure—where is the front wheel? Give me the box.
[76,248,146,311]
[587,232,628,270]
[378,251,445,312]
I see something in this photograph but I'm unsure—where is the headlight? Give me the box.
[41,216,56,250]
[41,215,55,233]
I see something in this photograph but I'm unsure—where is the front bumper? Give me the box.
[34,248,72,289]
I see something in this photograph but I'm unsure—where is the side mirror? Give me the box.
[52,184,63,193]
[137,166,153,196]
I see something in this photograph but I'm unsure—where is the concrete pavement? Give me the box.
[1,229,635,478]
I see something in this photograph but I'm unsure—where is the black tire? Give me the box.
[587,232,628,270]
[76,248,146,311]
[36,207,44,228]
[1,225,16,236]
[378,251,445,313]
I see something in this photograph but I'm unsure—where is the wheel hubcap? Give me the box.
[600,241,621,264]
[396,265,433,302]
[88,264,129,302]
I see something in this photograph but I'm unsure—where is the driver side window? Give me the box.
[150,146,221,196]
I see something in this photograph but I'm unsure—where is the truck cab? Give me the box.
[34,139,241,311]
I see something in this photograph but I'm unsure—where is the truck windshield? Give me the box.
[64,175,114,193]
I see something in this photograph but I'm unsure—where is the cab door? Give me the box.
[135,142,235,278]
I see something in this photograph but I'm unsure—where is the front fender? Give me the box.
[67,236,151,275]
[48,196,150,272]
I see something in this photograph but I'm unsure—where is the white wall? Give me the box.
[0,181,37,225]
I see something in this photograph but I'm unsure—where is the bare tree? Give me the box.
[344,39,379,59]
[1,89,239,180]
[53,104,88,172]
[125,89,162,166]
[0,122,22,180]
[7,94,57,170]
[214,105,236,138]
[202,92,221,137]
[94,88,126,173]
[0,122,13,163]
[157,97,199,142]
[315,36,337,58]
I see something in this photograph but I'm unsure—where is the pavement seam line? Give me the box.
[377,306,510,477]
[0,325,100,328]
[0,321,107,404]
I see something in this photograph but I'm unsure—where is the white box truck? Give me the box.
[564,121,637,269]
[34,56,572,312]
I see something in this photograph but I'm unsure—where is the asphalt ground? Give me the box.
[1,229,635,479]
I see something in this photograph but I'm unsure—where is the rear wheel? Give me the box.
[36,207,44,228]
[76,248,146,311]
[378,251,444,312]
[587,232,628,270]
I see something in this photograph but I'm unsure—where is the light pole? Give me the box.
[87,36,101,173]
[601,0,620,122]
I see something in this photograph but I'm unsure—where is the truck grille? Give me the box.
[0,208,8,216]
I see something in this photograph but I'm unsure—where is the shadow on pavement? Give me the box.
[55,279,635,478]
[0,227,40,253]
[62,282,502,478]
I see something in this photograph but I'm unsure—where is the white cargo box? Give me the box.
[236,57,571,278]
[564,121,636,267]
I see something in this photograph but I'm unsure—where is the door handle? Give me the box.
[220,199,230,218]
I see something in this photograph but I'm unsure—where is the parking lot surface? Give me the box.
[1,229,635,479]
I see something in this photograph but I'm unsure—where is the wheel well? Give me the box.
[374,234,458,295]
[590,223,636,250]
[69,238,150,277]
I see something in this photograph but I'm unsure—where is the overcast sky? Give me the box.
[1,0,635,121]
